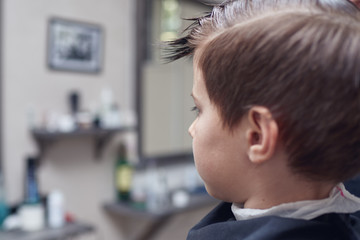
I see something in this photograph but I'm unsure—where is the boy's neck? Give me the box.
[243,179,335,209]
[241,151,335,209]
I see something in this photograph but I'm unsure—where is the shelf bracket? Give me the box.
[94,132,115,159]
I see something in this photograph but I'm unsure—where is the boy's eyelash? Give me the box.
[191,106,200,115]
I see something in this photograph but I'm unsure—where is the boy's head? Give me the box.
[169,0,360,187]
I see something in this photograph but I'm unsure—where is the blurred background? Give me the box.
[0,0,222,239]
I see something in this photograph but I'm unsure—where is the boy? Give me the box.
[167,0,360,239]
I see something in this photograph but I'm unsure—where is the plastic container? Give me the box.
[19,203,44,231]
[47,190,65,228]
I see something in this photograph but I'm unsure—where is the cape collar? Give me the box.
[232,183,360,221]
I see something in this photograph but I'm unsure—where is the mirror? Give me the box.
[136,0,213,159]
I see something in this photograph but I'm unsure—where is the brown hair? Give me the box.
[167,0,360,182]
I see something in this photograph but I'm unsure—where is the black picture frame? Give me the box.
[47,17,103,73]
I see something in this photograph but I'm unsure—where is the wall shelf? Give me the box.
[0,222,94,240]
[104,193,219,240]
[31,126,136,160]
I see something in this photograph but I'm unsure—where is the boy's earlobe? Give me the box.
[246,107,278,164]
[350,0,360,8]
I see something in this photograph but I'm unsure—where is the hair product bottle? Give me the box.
[47,190,65,228]
[115,143,133,202]
[24,157,40,204]
[20,156,44,231]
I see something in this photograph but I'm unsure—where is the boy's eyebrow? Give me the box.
[191,93,201,106]
[190,92,198,101]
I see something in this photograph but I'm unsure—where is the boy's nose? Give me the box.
[188,121,195,138]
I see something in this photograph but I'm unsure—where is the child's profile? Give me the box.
[166,0,360,239]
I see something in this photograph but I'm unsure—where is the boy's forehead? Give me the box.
[192,64,202,93]
[193,41,208,64]
[192,62,207,98]
[193,49,202,66]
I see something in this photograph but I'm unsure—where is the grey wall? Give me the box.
[2,0,135,238]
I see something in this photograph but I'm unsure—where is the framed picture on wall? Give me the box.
[47,17,103,73]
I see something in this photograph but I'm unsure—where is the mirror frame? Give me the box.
[0,0,3,170]
[135,0,206,164]
[135,0,148,162]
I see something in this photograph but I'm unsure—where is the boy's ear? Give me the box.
[350,0,360,8]
[246,106,278,164]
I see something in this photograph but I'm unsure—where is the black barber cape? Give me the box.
[187,202,360,240]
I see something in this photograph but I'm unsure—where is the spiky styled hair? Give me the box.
[166,0,359,61]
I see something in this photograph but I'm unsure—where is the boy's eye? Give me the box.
[191,106,200,116]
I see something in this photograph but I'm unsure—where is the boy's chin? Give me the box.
[205,185,237,203]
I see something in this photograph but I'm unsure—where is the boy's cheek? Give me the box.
[193,149,213,188]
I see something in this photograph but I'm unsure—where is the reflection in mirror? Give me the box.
[138,0,212,158]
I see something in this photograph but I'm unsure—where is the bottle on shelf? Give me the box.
[0,170,8,228]
[20,156,45,231]
[24,156,40,204]
[47,190,65,228]
[115,143,133,202]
